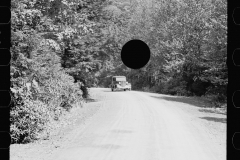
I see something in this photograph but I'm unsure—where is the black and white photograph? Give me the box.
[10,0,227,159]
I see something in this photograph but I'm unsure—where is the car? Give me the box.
[110,76,131,91]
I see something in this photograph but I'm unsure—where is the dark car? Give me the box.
[110,76,131,91]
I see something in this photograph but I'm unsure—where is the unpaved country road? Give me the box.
[45,88,226,160]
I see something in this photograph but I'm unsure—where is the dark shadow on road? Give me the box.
[200,116,226,123]
[150,95,211,108]
[85,98,98,103]
[198,108,226,115]
[103,90,127,92]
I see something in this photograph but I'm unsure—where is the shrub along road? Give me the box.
[11,88,226,160]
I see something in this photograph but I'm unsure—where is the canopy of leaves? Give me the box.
[99,0,227,104]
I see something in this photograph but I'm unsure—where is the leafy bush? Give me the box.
[10,38,83,143]
[205,85,227,107]
[143,86,151,92]
[156,77,189,96]
[10,90,52,143]
[10,69,83,143]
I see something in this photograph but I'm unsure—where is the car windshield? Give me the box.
[112,77,126,82]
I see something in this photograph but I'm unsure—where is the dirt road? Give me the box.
[41,88,225,160]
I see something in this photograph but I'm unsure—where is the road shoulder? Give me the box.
[10,88,106,160]
[137,91,226,160]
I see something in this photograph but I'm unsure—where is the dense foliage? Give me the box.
[10,0,227,143]
[99,0,227,106]
[10,0,109,143]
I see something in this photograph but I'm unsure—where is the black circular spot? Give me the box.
[121,39,150,69]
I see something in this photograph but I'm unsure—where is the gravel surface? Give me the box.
[10,88,226,160]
